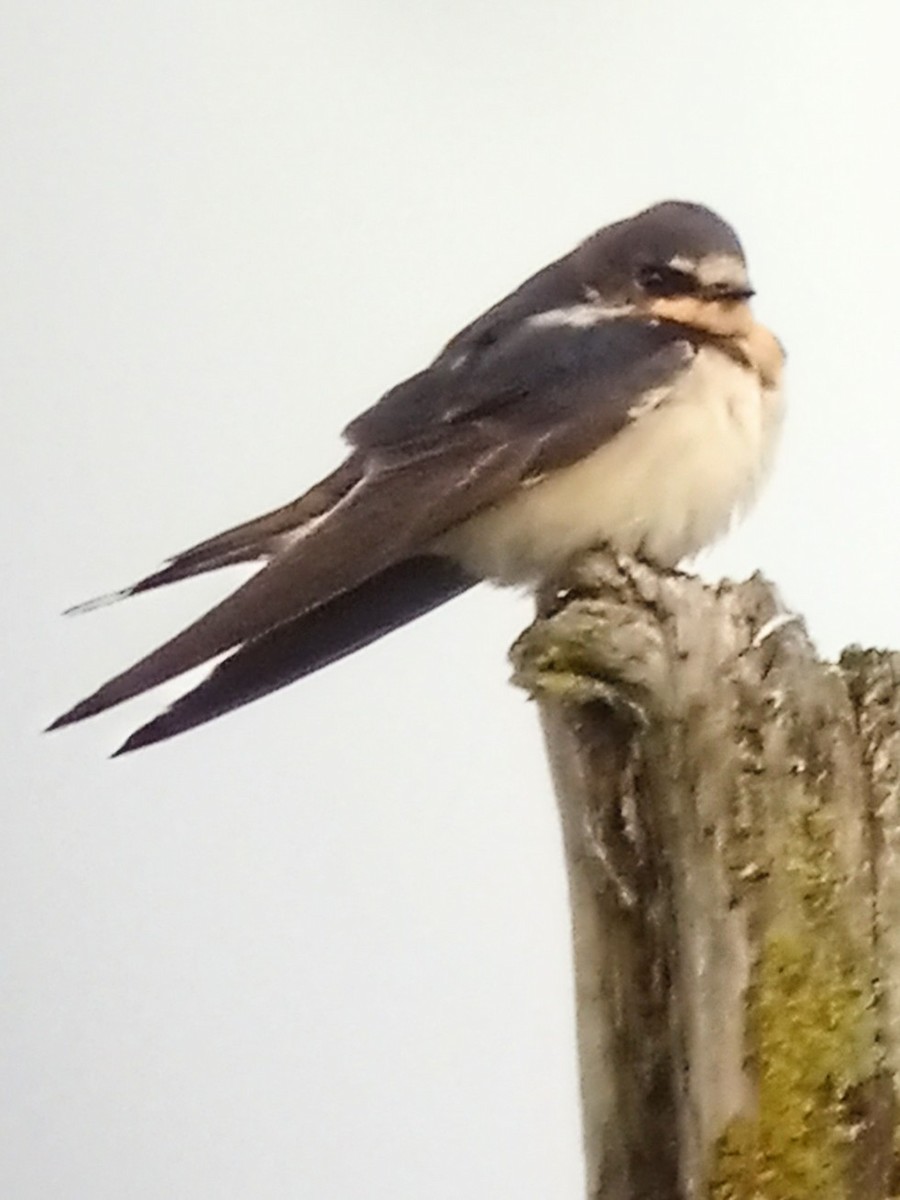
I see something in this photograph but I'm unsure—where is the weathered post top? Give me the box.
[512,551,900,1200]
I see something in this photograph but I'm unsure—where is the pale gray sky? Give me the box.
[4,2,900,1197]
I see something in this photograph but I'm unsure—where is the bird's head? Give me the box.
[576,200,756,336]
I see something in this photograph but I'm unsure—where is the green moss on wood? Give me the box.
[711,934,868,1199]
[709,798,876,1200]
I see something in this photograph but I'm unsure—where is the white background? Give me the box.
[4,2,900,1196]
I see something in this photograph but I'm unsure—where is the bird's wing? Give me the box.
[112,556,476,754]
[50,317,694,731]
[345,310,691,452]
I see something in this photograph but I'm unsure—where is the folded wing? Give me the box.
[50,435,530,729]
[51,316,695,740]
[112,556,476,754]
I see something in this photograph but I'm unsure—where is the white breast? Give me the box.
[435,344,783,583]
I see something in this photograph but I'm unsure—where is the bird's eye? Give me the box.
[636,263,697,296]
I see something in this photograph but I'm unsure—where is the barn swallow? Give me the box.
[49,200,784,754]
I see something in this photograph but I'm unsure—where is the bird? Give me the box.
[49,200,784,755]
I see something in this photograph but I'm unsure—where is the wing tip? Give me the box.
[49,692,185,754]
[111,714,179,757]
[45,694,106,732]
[109,733,144,758]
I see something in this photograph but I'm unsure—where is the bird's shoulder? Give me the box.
[345,298,697,454]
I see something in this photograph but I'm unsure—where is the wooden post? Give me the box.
[511,551,900,1200]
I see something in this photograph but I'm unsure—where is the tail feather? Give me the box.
[159,456,363,575]
[64,456,364,613]
[111,556,476,754]
[64,587,136,617]
[63,547,258,617]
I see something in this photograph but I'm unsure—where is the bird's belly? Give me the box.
[436,346,783,584]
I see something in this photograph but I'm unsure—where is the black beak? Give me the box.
[704,282,755,301]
